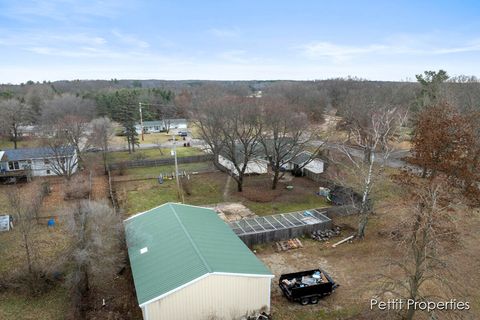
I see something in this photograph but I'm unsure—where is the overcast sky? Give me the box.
[0,0,479,84]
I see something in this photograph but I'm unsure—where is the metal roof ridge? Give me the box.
[169,203,213,273]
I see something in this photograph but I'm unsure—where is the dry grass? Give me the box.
[0,224,71,320]
[0,137,42,149]
[0,286,69,320]
[228,175,330,215]
[115,171,226,216]
[107,146,204,162]
[254,176,480,319]
[0,225,71,276]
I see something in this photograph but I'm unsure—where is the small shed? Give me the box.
[290,151,325,174]
[124,203,274,320]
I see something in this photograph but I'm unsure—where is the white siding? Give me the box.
[218,156,268,175]
[144,274,271,320]
[304,159,324,174]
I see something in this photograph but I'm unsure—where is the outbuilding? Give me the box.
[124,203,274,320]
[288,151,325,174]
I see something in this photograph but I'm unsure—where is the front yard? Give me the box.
[107,146,205,163]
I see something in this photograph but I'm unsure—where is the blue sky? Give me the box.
[0,0,479,83]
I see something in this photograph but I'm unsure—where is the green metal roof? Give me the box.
[124,203,273,306]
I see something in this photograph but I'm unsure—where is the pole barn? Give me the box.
[124,203,274,320]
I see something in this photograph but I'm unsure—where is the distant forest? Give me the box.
[1,74,479,149]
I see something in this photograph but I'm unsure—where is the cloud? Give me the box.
[112,30,149,49]
[27,46,132,59]
[0,0,130,22]
[300,38,480,61]
[0,31,107,48]
[218,50,250,63]
[301,42,388,61]
[209,27,240,38]
[0,28,155,60]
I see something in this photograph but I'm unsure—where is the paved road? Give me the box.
[310,140,417,170]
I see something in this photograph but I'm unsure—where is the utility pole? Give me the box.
[139,102,144,141]
[172,133,184,203]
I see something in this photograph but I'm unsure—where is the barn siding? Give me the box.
[144,274,271,320]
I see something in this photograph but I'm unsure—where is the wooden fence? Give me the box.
[107,154,214,170]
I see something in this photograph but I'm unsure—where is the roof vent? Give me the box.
[140,247,148,254]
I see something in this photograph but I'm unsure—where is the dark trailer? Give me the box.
[279,268,338,305]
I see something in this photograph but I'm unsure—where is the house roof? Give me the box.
[124,203,273,306]
[219,139,307,164]
[0,146,76,162]
[291,151,317,165]
[219,143,265,161]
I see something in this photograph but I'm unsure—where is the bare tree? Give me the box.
[41,93,96,123]
[379,181,459,320]
[88,117,115,174]
[264,81,328,122]
[25,84,55,120]
[5,184,46,293]
[0,99,30,149]
[220,97,263,192]
[66,200,124,315]
[259,96,325,189]
[40,94,95,163]
[190,85,229,169]
[336,106,407,239]
[42,134,79,180]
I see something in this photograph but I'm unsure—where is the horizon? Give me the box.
[1,0,479,84]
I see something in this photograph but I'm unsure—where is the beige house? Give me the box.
[125,203,274,320]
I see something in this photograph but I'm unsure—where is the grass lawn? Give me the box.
[272,304,360,320]
[107,146,205,162]
[137,132,179,144]
[228,175,330,216]
[241,193,329,216]
[115,166,329,216]
[0,189,10,212]
[110,132,190,148]
[0,225,71,275]
[119,161,215,178]
[0,224,72,320]
[116,171,225,215]
[0,138,42,149]
[0,286,69,320]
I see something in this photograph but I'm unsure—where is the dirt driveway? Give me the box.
[254,214,405,319]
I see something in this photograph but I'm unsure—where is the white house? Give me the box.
[218,144,269,175]
[0,146,78,179]
[135,119,187,134]
[287,151,325,174]
[218,154,269,175]
[217,141,325,177]
[125,203,273,320]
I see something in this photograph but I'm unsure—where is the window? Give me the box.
[8,161,20,170]
[44,159,50,165]
[46,169,51,175]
